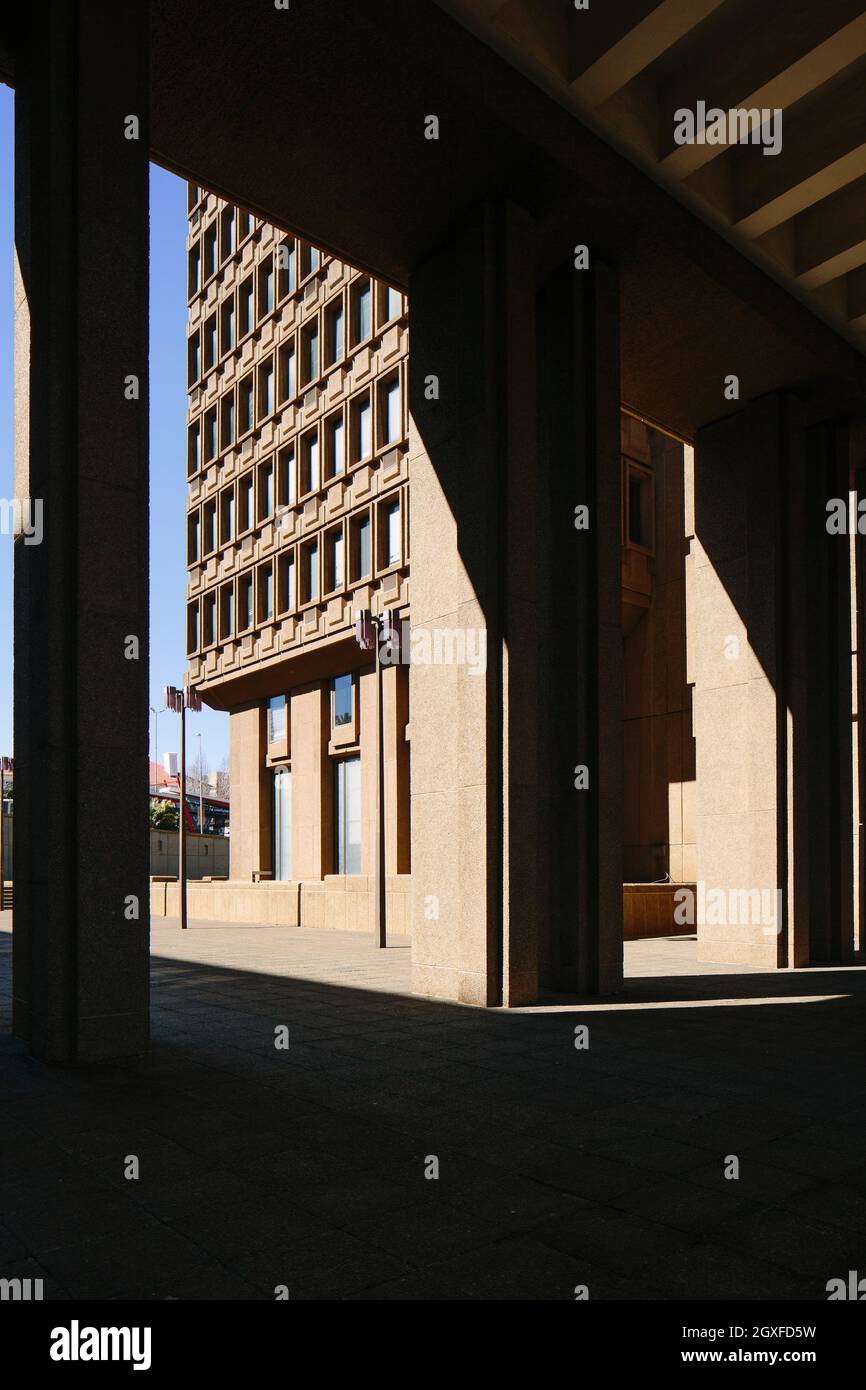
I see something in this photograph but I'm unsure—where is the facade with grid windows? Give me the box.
[181,185,411,931]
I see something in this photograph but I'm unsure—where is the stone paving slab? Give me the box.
[2,916,866,1299]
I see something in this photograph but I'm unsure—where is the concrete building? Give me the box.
[181,192,411,933]
[5,0,866,1061]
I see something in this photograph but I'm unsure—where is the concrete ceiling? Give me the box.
[437,0,866,347]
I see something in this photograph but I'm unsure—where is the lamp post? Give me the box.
[354,610,400,948]
[165,684,201,930]
[149,704,164,786]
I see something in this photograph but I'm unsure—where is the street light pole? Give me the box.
[355,609,393,949]
[166,685,201,932]
[197,731,204,834]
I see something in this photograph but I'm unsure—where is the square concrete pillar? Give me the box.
[228,703,270,880]
[13,1,150,1060]
[408,206,622,1004]
[692,395,853,967]
[537,260,623,994]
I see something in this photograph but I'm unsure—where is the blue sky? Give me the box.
[0,85,229,774]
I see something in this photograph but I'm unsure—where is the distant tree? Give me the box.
[214,758,230,799]
[149,798,178,829]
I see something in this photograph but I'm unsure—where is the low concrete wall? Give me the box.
[149,829,229,880]
[623,882,695,939]
[150,874,411,933]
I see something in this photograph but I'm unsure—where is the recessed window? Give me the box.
[203,223,218,282]
[333,674,353,727]
[350,511,371,581]
[188,330,201,387]
[187,512,200,564]
[202,591,217,647]
[188,183,200,212]
[258,562,274,622]
[188,420,202,477]
[238,210,253,242]
[380,497,402,568]
[258,459,274,522]
[219,582,234,639]
[277,551,295,614]
[351,278,372,345]
[220,205,236,261]
[335,756,361,874]
[300,429,320,495]
[221,297,236,354]
[268,694,287,744]
[300,539,318,604]
[202,499,217,555]
[278,341,296,402]
[325,298,344,366]
[300,242,320,280]
[277,238,296,298]
[258,359,274,420]
[187,600,199,654]
[188,243,201,298]
[238,473,254,533]
[239,275,254,337]
[324,411,345,480]
[220,391,235,450]
[378,283,402,325]
[351,392,372,463]
[278,445,296,508]
[325,525,345,594]
[301,319,319,387]
[220,486,235,545]
[238,373,254,436]
[238,572,254,631]
[203,407,217,463]
[203,314,217,372]
[379,372,401,446]
[258,258,274,319]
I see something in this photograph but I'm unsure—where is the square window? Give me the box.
[380,498,401,568]
[188,330,201,387]
[188,243,201,298]
[257,562,274,622]
[258,258,274,318]
[187,600,199,654]
[379,372,401,446]
[188,420,202,477]
[351,393,372,462]
[351,278,372,345]
[203,223,218,282]
[202,591,217,647]
[220,205,236,261]
[301,319,319,386]
[187,511,201,564]
[300,539,318,603]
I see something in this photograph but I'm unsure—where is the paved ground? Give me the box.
[2,915,866,1300]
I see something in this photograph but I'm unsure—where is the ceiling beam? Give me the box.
[659,3,866,178]
[795,174,866,287]
[570,0,726,108]
[727,64,866,237]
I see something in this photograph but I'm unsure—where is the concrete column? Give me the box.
[536,261,623,994]
[408,201,540,1006]
[290,683,330,880]
[228,703,269,879]
[692,395,853,966]
[13,0,149,1060]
